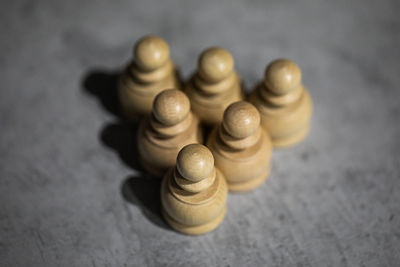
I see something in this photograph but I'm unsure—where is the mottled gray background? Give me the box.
[1,0,399,266]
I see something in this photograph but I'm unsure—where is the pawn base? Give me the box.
[228,166,270,192]
[272,125,309,148]
[162,206,226,235]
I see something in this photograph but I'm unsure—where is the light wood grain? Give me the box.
[137,89,203,177]
[118,35,182,120]
[161,144,228,235]
[249,58,312,148]
[184,47,244,125]
[207,101,272,191]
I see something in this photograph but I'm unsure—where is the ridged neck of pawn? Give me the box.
[193,71,236,95]
[260,83,303,107]
[128,60,173,84]
[174,167,216,193]
[168,167,219,205]
[218,124,262,150]
[149,112,192,137]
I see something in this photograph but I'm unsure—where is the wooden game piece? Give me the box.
[137,89,202,177]
[161,144,228,235]
[118,35,181,120]
[184,47,244,125]
[207,101,272,192]
[248,59,313,147]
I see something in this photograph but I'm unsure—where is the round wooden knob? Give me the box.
[177,144,214,182]
[134,36,170,71]
[153,89,190,126]
[198,47,234,82]
[222,101,260,139]
[264,59,301,95]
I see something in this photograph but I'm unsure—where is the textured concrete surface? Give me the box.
[1,0,400,266]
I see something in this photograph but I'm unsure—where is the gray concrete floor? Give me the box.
[1,0,399,266]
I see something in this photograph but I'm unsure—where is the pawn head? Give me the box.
[153,89,190,126]
[177,144,214,182]
[134,35,170,71]
[223,101,260,139]
[264,58,301,94]
[198,47,234,82]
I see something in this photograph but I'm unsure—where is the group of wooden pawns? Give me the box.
[117,35,313,235]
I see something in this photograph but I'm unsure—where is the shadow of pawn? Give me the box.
[121,176,170,230]
[83,69,170,230]
[100,121,144,172]
[82,70,123,119]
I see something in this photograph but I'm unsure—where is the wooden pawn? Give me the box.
[137,89,202,177]
[185,47,244,125]
[118,35,181,120]
[161,144,228,235]
[249,58,312,147]
[207,101,272,191]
